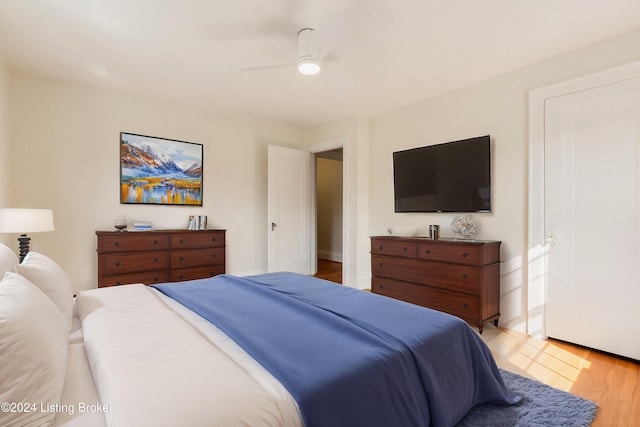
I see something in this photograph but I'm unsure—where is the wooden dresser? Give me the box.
[96,229,226,287]
[370,236,501,333]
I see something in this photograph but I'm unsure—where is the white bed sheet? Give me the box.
[53,343,107,427]
[76,284,303,427]
[69,314,83,344]
[68,299,83,344]
[153,288,302,426]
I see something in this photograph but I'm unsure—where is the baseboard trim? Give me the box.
[318,250,342,263]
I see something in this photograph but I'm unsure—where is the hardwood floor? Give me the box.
[313,262,639,425]
[480,326,639,427]
[314,258,342,284]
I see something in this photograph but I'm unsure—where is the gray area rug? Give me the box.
[457,369,597,426]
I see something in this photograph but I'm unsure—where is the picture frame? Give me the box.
[120,132,203,206]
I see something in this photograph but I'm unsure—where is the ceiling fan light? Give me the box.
[297,57,321,75]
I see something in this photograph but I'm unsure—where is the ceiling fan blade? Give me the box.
[237,11,350,74]
[237,62,295,72]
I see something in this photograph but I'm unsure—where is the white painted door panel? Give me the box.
[267,145,312,274]
[545,77,640,360]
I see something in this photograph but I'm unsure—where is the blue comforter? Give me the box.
[153,273,519,427]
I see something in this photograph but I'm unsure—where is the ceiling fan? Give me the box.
[237,12,345,76]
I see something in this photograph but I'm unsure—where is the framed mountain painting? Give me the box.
[120,132,203,205]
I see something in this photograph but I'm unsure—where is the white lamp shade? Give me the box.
[0,208,55,233]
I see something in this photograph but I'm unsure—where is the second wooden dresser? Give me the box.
[96,229,226,287]
[371,235,501,333]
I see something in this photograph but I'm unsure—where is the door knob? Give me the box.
[545,234,557,248]
[271,222,277,231]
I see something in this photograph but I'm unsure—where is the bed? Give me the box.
[0,247,519,427]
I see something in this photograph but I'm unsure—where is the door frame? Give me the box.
[307,137,349,279]
[528,60,640,339]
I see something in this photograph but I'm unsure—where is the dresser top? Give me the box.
[371,235,500,245]
[96,229,225,235]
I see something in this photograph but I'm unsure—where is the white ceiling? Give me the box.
[1,0,640,129]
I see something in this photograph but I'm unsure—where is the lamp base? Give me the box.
[17,234,31,263]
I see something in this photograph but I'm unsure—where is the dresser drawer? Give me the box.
[372,255,480,294]
[98,233,170,253]
[101,251,170,275]
[99,271,170,287]
[371,238,417,258]
[97,229,227,289]
[417,242,486,266]
[170,265,225,282]
[171,247,225,269]
[372,277,480,320]
[171,231,225,249]
[370,235,500,333]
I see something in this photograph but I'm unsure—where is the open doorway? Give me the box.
[314,148,343,284]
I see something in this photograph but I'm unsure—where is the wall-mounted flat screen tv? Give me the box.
[393,135,491,213]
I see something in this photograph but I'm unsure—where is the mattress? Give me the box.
[76,283,303,427]
[153,272,519,427]
[70,273,518,427]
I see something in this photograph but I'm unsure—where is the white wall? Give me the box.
[368,27,640,333]
[8,72,301,291]
[0,57,11,247]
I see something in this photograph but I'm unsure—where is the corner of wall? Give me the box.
[0,56,11,246]
[0,57,9,206]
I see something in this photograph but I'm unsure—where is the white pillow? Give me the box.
[0,243,18,274]
[15,251,74,330]
[0,272,69,427]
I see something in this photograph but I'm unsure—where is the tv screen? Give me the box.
[393,135,491,213]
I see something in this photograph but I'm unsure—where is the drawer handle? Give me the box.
[211,237,216,242]
[378,245,383,250]
[179,239,184,244]
[462,252,468,258]
[115,282,121,286]
[153,258,158,263]
[425,249,431,255]
[403,247,408,252]
[462,274,468,279]
[211,253,216,258]
[153,277,158,282]
[115,261,120,266]
[379,284,385,290]
[115,241,120,247]
[378,262,384,267]
[463,303,468,309]
[179,256,184,261]
[179,275,184,279]
[154,240,158,245]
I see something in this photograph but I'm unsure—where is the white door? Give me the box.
[545,77,640,360]
[267,145,312,274]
